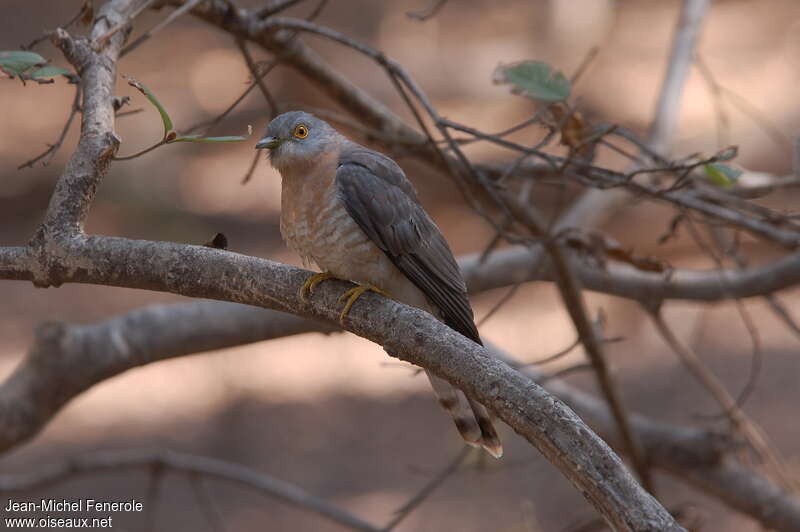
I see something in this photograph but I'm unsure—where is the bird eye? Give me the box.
[293,124,309,139]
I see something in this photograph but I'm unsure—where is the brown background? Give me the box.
[2,1,800,530]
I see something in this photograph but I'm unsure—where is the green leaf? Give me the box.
[494,61,571,102]
[0,50,47,76]
[29,65,71,79]
[703,163,742,187]
[170,135,249,143]
[123,75,174,136]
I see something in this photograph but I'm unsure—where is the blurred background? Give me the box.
[2,0,800,530]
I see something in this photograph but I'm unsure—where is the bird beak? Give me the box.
[255,136,283,150]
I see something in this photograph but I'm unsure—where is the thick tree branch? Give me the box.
[3,0,795,529]
[0,241,682,530]
[9,236,800,306]
[177,1,800,251]
[27,0,134,286]
[500,199,651,489]
[498,344,800,532]
[174,0,800,279]
[0,6,685,507]
[461,245,800,304]
[0,300,334,453]
[0,247,33,281]
[2,298,799,530]
[647,0,710,153]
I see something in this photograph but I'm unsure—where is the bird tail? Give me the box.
[425,371,503,458]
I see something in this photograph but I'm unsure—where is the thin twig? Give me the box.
[647,308,798,493]
[305,0,330,22]
[235,38,279,117]
[121,0,205,57]
[537,363,594,385]
[513,204,654,492]
[242,13,800,248]
[256,0,306,19]
[382,446,470,531]
[569,46,600,86]
[181,74,262,136]
[725,300,762,414]
[22,0,91,50]
[112,138,167,160]
[695,56,731,148]
[406,0,449,21]
[18,84,82,169]
[763,294,800,340]
[700,224,763,416]
[144,463,164,532]
[116,107,144,117]
[476,282,523,328]
[522,337,582,367]
[406,73,653,487]
[0,448,382,532]
[92,0,157,50]
[189,472,229,532]
[192,1,326,135]
[720,87,792,150]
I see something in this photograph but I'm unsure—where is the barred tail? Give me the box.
[465,398,503,458]
[426,371,503,458]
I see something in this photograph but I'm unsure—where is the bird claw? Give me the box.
[299,272,336,303]
[337,284,390,325]
[300,274,389,324]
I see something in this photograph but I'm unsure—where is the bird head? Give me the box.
[256,111,337,173]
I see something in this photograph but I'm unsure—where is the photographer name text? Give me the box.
[4,499,143,513]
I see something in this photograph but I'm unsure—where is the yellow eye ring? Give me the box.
[293,124,309,139]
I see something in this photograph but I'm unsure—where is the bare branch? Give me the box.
[91,0,157,50]
[17,83,82,169]
[0,247,33,281]
[5,0,797,529]
[255,0,306,19]
[2,297,799,529]
[143,462,163,532]
[11,227,800,308]
[383,446,470,531]
[647,0,710,153]
[647,308,797,493]
[179,1,800,256]
[177,0,800,257]
[189,473,229,532]
[460,245,800,305]
[0,448,381,532]
[0,241,680,529]
[501,199,651,490]
[121,0,205,57]
[234,37,279,118]
[443,120,800,248]
[490,344,800,532]
[406,0,449,22]
[31,1,134,250]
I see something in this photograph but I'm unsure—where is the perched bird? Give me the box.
[256,111,502,457]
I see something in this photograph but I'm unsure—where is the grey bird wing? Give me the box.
[336,146,503,458]
[334,146,481,345]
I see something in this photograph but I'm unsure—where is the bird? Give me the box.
[256,111,502,458]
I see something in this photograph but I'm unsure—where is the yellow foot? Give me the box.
[299,272,337,303]
[337,283,391,325]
